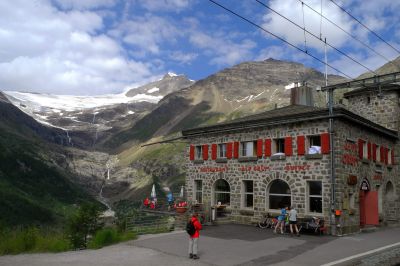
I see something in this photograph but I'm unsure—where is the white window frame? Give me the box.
[241,180,254,209]
[376,145,381,162]
[362,141,368,159]
[307,135,321,154]
[194,180,203,204]
[274,138,285,154]
[218,143,227,158]
[307,181,323,214]
[195,145,203,160]
[240,141,256,157]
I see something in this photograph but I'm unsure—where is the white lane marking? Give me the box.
[320,242,400,266]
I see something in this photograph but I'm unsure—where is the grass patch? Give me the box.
[0,227,70,255]
[87,228,136,249]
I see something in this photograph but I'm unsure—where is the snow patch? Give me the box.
[147,87,160,94]
[285,83,296,90]
[128,111,134,115]
[167,72,178,77]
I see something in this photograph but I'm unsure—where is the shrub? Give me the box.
[88,228,136,249]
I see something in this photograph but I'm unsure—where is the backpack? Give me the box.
[186,220,196,236]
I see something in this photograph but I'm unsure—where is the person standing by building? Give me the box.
[188,213,202,259]
[274,205,287,234]
[289,205,300,236]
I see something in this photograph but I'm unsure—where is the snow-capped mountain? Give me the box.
[2,73,194,149]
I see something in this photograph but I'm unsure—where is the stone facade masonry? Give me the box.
[185,116,399,235]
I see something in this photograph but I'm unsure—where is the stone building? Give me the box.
[182,85,399,235]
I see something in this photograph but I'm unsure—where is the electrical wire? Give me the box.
[207,0,352,79]
[297,0,400,70]
[301,2,308,52]
[330,0,400,55]
[254,0,377,75]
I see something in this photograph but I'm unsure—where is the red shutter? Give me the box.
[189,145,195,161]
[321,133,330,154]
[391,149,395,165]
[297,136,305,155]
[233,141,239,158]
[202,144,209,160]
[358,139,364,159]
[380,146,384,163]
[284,136,292,156]
[257,139,263,157]
[372,143,377,161]
[367,142,371,160]
[265,139,271,157]
[226,142,233,159]
[211,144,217,160]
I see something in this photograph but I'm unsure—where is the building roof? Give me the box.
[182,104,398,140]
[343,84,400,98]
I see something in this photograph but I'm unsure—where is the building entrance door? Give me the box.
[359,179,379,227]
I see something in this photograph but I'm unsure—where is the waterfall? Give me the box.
[64,129,73,146]
[99,181,115,217]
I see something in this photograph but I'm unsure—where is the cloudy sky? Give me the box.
[1,0,400,95]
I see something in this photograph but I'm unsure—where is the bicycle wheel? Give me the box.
[258,221,268,228]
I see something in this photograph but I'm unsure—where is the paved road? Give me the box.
[1,225,399,266]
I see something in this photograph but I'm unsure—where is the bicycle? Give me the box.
[258,214,277,229]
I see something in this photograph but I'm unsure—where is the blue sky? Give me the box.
[1,0,400,95]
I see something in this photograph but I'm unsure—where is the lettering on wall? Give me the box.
[197,164,312,173]
[342,141,359,166]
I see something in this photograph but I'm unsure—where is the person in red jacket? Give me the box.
[188,213,202,260]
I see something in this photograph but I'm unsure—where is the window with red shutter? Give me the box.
[203,144,209,160]
[380,146,384,163]
[257,139,263,157]
[384,147,388,165]
[211,144,217,160]
[189,145,195,161]
[265,139,271,157]
[233,141,239,158]
[297,136,305,155]
[321,133,330,154]
[227,142,233,159]
[372,144,377,161]
[284,136,293,156]
[367,142,371,160]
[358,139,364,159]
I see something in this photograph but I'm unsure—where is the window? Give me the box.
[388,148,392,164]
[268,179,291,210]
[307,135,321,154]
[274,138,285,154]
[194,180,203,204]
[218,143,227,158]
[376,145,381,162]
[242,180,253,208]
[308,181,322,213]
[195,146,202,159]
[214,179,230,205]
[240,141,257,157]
[362,141,368,159]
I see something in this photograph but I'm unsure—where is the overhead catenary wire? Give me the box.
[297,0,400,70]
[254,0,377,75]
[207,0,352,79]
[330,0,400,55]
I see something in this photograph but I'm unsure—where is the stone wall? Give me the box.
[345,90,400,132]
[185,116,399,235]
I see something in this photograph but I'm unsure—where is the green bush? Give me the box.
[88,228,136,249]
[0,227,69,255]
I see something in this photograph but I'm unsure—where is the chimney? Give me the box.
[290,83,314,106]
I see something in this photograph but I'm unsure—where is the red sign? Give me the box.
[199,166,228,173]
[240,165,271,172]
[342,154,358,165]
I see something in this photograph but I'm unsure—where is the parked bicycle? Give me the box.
[257,214,277,229]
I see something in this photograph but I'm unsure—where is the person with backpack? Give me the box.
[187,212,202,259]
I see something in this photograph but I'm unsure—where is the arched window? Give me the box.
[268,179,291,210]
[213,179,230,205]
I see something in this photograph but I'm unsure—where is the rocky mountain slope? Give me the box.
[0,92,99,226]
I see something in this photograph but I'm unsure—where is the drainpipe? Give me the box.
[328,88,337,235]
